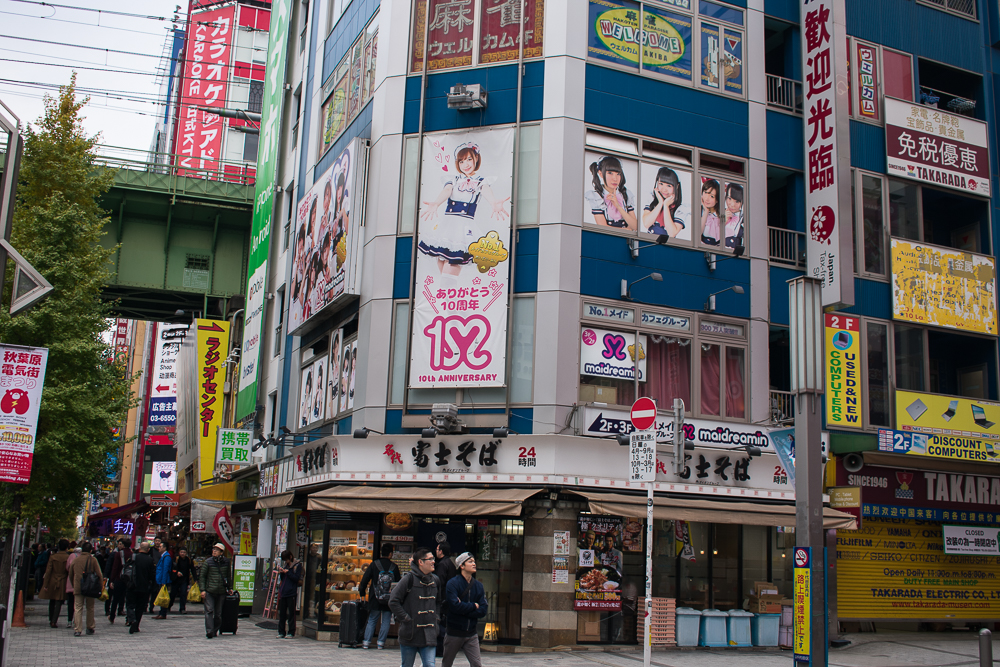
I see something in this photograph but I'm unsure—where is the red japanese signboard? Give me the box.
[175,4,235,175]
[801,0,852,309]
[479,0,544,63]
[0,345,49,484]
[411,0,475,72]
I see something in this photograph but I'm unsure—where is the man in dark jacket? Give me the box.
[147,536,162,613]
[275,549,302,638]
[199,543,232,639]
[172,548,193,614]
[442,553,488,667]
[126,541,156,635]
[389,548,442,667]
[106,539,131,623]
[359,543,401,649]
[434,541,457,654]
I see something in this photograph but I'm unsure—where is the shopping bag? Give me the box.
[99,586,109,602]
[187,582,201,603]
[154,584,170,608]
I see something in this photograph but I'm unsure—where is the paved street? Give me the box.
[5,598,998,667]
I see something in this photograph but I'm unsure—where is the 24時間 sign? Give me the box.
[825,313,861,429]
[884,97,990,198]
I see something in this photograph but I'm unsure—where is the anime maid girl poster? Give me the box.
[409,127,515,389]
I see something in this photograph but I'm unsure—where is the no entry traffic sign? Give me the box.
[630,397,657,431]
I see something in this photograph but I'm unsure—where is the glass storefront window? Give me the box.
[304,528,323,621]
[304,522,377,629]
[724,347,746,419]
[677,522,710,608]
[712,524,740,610]
[771,527,795,598]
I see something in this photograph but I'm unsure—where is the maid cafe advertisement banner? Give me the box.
[289,138,368,334]
[410,127,514,388]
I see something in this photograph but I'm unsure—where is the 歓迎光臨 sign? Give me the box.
[885,97,990,198]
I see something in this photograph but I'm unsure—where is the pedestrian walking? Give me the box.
[172,548,193,614]
[359,543,400,649]
[68,542,104,637]
[434,541,457,654]
[34,544,50,595]
[126,541,156,635]
[389,548,443,667]
[199,543,232,639]
[65,546,80,627]
[274,549,303,639]
[147,536,162,613]
[38,539,69,628]
[106,538,131,624]
[442,553,488,667]
[153,541,173,619]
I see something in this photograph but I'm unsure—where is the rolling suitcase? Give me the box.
[219,590,240,634]
[338,599,366,647]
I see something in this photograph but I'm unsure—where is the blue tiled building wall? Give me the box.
[322,0,380,81]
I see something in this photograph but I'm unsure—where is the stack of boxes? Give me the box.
[747,582,783,614]
[637,597,677,646]
[779,602,794,648]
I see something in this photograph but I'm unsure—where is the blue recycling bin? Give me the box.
[726,609,753,646]
[699,609,729,647]
[750,613,781,646]
[676,607,702,646]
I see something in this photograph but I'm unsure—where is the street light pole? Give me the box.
[789,276,827,667]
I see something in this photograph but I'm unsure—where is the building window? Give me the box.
[274,287,285,357]
[851,170,887,277]
[583,0,745,100]
[865,320,891,428]
[243,133,259,163]
[398,136,420,234]
[917,0,976,20]
[390,301,408,405]
[510,296,535,403]
[319,13,379,156]
[582,129,746,254]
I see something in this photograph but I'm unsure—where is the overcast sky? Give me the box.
[1,0,185,156]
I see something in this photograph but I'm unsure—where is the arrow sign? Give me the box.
[630,397,657,431]
[155,384,170,392]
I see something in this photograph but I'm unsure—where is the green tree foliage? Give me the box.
[0,75,134,530]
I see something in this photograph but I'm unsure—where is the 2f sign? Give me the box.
[825,313,862,429]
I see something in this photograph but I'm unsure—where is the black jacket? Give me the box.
[359,558,400,611]
[434,557,456,592]
[444,574,488,636]
[173,555,192,583]
[129,551,156,594]
[388,566,442,647]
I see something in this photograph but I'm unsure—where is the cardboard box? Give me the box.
[748,586,784,614]
[753,581,779,596]
[579,384,618,404]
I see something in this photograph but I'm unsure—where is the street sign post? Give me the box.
[630,396,657,431]
[630,398,656,667]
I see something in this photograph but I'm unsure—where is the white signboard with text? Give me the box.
[943,524,1000,556]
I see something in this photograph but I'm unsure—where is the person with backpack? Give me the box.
[198,543,232,639]
[68,542,104,637]
[125,541,156,635]
[442,553,488,667]
[106,538,131,624]
[359,543,401,649]
[389,548,443,667]
[274,549,303,639]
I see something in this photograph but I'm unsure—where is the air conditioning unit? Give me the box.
[447,84,487,110]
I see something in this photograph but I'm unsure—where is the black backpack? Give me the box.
[120,553,135,590]
[80,556,102,598]
[372,561,395,603]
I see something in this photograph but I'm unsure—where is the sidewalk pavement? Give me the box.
[5,597,997,667]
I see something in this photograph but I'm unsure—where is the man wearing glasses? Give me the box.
[442,553,488,667]
[389,548,443,667]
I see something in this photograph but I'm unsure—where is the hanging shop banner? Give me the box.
[825,313,862,429]
[150,462,177,492]
[587,0,693,82]
[836,458,1000,525]
[0,345,49,484]
[213,506,238,552]
[836,518,1000,619]
[579,327,648,382]
[722,28,742,95]
[890,239,997,335]
[575,515,624,610]
[878,427,999,463]
[217,428,254,467]
[854,40,879,121]
[150,324,186,428]
[801,0,853,308]
[943,524,1000,556]
[176,3,235,175]
[298,356,328,428]
[793,546,810,662]
[409,127,514,389]
[238,0,291,422]
[480,0,544,63]
[894,389,1000,449]
[885,97,990,197]
[289,138,368,334]
[196,320,231,484]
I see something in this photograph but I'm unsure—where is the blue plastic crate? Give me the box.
[676,607,702,647]
[699,609,728,647]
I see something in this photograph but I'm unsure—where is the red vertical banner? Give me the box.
[411,0,476,72]
[479,0,544,63]
[176,4,236,176]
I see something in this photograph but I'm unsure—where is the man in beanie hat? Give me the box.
[198,543,232,639]
[442,553,488,667]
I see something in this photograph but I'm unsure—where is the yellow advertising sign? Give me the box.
[891,239,997,335]
[792,547,811,660]
[829,487,861,508]
[895,390,1000,461]
[837,518,1000,619]
[196,319,230,484]
[825,313,862,429]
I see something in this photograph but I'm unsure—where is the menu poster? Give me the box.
[575,515,623,610]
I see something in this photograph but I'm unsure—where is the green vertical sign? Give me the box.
[233,555,256,607]
[237,0,292,422]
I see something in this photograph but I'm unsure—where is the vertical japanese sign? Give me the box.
[238,0,291,422]
[409,128,514,388]
[855,40,879,121]
[150,324,186,428]
[233,555,255,606]
[411,0,476,72]
[217,428,253,467]
[480,0,544,63]
[884,97,990,197]
[196,320,231,484]
[801,0,853,308]
[825,313,861,429]
[176,4,235,175]
[0,346,48,484]
[793,546,811,662]
[112,319,130,366]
